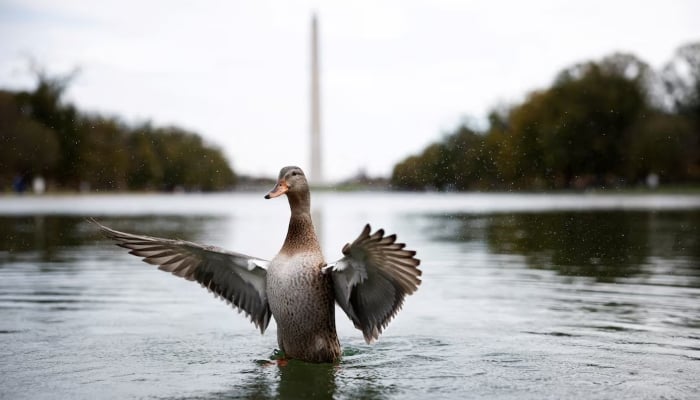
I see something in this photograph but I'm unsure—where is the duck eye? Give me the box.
[291,171,298,176]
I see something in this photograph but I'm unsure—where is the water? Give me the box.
[1,192,699,399]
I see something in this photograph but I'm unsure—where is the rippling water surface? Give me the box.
[1,192,699,399]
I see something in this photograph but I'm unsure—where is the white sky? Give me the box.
[1,0,699,181]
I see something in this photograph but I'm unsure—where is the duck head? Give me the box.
[265,166,309,199]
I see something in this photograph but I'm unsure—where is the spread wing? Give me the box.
[91,219,272,333]
[325,224,421,343]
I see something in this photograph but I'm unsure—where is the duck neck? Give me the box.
[281,191,321,255]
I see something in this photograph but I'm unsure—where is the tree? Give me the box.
[663,42,700,178]
[13,71,85,187]
[1,71,237,192]
[494,56,651,189]
[0,91,60,187]
[390,51,698,190]
[82,117,129,190]
[391,155,424,190]
[126,124,164,190]
[443,126,490,190]
[626,112,694,183]
[664,42,700,119]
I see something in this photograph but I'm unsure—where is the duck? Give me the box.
[92,166,421,363]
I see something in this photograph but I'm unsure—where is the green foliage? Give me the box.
[0,91,60,184]
[625,113,695,182]
[13,73,84,186]
[1,75,236,192]
[392,45,700,191]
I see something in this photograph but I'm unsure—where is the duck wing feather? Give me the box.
[325,224,421,343]
[91,219,272,333]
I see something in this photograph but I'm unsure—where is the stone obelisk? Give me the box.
[309,13,322,185]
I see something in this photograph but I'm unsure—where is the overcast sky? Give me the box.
[1,0,699,181]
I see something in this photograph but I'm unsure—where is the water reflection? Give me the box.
[168,352,399,400]
[0,216,217,263]
[277,361,336,399]
[486,212,649,281]
[0,216,84,262]
[3,211,699,284]
[171,360,338,400]
[1,202,699,399]
[430,210,700,285]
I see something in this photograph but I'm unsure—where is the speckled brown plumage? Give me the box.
[266,175,341,362]
[93,165,421,364]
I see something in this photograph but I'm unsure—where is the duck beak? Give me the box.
[264,179,289,199]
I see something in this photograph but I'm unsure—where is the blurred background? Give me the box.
[1,2,700,399]
[1,0,699,192]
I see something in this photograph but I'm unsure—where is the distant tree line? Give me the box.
[392,42,700,191]
[0,73,236,192]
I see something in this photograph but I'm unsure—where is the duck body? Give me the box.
[265,167,341,362]
[267,251,341,362]
[94,166,421,364]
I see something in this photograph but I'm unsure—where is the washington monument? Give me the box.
[309,13,322,185]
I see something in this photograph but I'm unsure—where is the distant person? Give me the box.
[12,174,27,193]
[33,176,46,194]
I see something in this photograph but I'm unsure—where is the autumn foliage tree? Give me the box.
[392,43,700,190]
[0,74,236,192]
